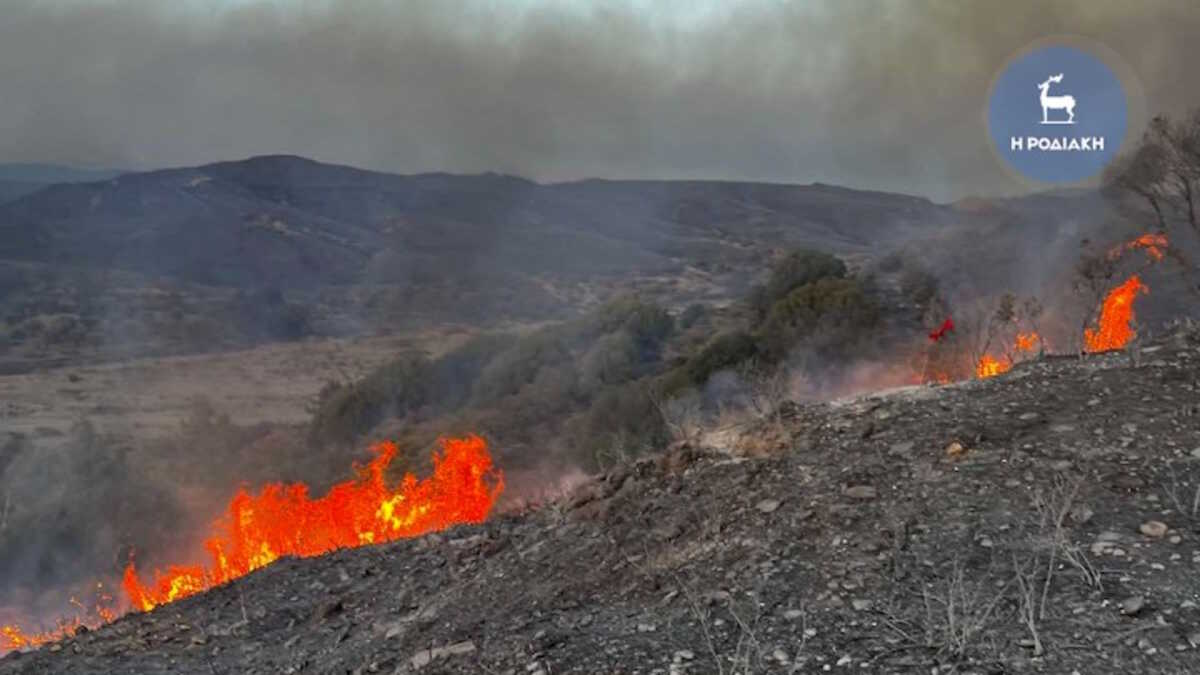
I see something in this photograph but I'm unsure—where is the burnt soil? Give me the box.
[3,326,1200,674]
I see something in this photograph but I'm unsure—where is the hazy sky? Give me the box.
[2,0,1198,201]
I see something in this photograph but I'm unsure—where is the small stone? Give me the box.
[1190,448,1200,459]
[637,623,656,633]
[1188,632,1200,648]
[784,609,804,620]
[1140,521,1169,538]
[411,650,433,670]
[803,628,818,638]
[773,648,789,663]
[844,485,877,500]
[1170,535,1182,544]
[1121,596,1147,616]
[1069,505,1095,525]
[1018,412,1040,421]
[836,655,852,666]
[756,499,781,514]
[851,599,872,611]
[673,650,694,662]
[945,441,966,457]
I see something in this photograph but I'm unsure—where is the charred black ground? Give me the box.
[3,324,1198,674]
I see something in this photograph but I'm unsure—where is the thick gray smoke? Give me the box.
[0,0,1197,201]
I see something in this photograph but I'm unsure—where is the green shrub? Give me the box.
[750,249,848,319]
[684,331,759,385]
[758,277,881,362]
[471,333,571,405]
[308,354,432,445]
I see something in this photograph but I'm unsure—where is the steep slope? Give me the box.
[3,325,1198,674]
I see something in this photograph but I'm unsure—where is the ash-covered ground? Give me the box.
[3,325,1199,674]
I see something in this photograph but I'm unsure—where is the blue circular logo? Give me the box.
[988,44,1127,184]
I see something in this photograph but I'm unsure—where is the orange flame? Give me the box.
[3,435,501,651]
[975,354,1011,378]
[1108,233,1167,262]
[1,588,116,652]
[1014,332,1040,352]
[1084,275,1148,353]
[123,435,502,612]
[975,331,1040,379]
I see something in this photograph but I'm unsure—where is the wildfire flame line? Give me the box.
[2,434,503,651]
[1084,274,1148,353]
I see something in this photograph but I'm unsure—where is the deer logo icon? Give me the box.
[1038,74,1076,125]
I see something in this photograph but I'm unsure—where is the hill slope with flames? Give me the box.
[3,324,1198,674]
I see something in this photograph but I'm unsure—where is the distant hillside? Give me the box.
[0,164,124,204]
[0,155,953,288]
[0,154,1168,371]
[0,163,124,184]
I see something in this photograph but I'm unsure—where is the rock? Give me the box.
[673,650,694,662]
[312,598,344,623]
[756,498,781,514]
[844,485,877,500]
[783,609,804,620]
[1121,596,1147,616]
[1190,447,1200,460]
[1188,632,1200,648]
[411,641,476,670]
[1140,521,1169,538]
[836,655,852,666]
[851,598,872,611]
[637,623,656,633]
[411,651,432,670]
[1069,505,1094,525]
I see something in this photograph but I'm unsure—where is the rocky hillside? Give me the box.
[3,324,1198,674]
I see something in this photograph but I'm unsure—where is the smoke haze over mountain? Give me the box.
[2,0,1198,201]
